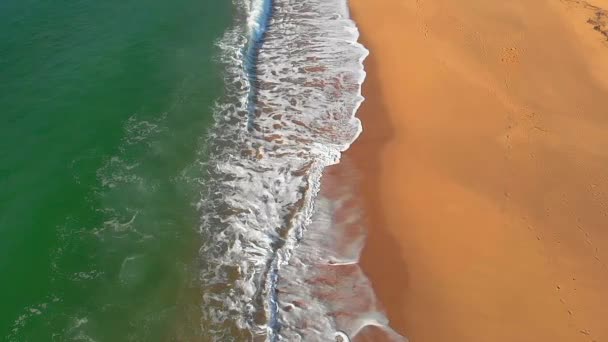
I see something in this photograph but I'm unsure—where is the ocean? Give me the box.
[0,0,404,340]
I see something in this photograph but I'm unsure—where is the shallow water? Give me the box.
[197,0,406,339]
[1,0,406,340]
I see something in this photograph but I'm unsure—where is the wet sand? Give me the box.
[341,0,608,340]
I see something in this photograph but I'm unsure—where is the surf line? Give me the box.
[241,0,286,339]
[238,0,356,340]
[243,0,273,132]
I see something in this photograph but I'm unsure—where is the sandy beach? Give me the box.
[341,0,608,340]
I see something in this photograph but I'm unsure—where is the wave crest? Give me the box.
[197,0,405,340]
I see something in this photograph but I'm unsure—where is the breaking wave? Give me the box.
[198,0,406,340]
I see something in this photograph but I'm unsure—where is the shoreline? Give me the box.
[343,0,608,340]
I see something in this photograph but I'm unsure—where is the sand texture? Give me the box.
[341,0,608,340]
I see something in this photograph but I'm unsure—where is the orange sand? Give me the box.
[342,0,608,340]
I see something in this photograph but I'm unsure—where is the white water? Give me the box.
[198,0,407,340]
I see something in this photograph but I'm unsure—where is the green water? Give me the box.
[0,0,231,340]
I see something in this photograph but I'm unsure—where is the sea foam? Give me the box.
[198,0,406,340]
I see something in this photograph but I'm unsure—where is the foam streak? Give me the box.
[197,0,405,339]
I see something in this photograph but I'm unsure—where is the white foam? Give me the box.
[197,0,405,340]
[272,164,406,341]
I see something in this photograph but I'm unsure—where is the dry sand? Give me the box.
[339,0,608,340]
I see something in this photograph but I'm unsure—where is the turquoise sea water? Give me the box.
[1,0,231,339]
